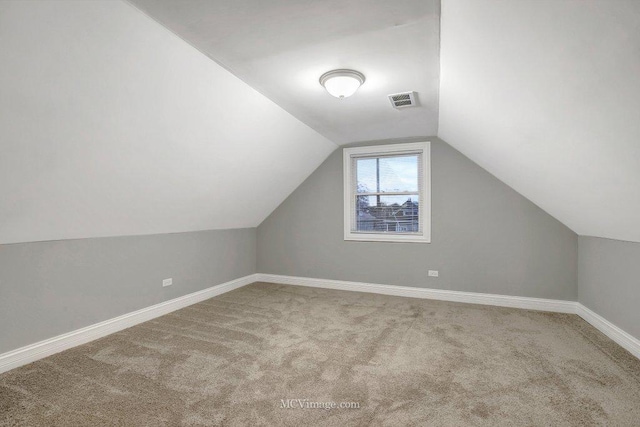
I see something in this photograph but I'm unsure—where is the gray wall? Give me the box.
[257,138,578,300]
[0,228,256,354]
[578,236,640,340]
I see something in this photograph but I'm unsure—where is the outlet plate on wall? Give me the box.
[428,270,439,277]
[162,278,173,287]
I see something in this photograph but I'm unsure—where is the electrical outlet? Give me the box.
[162,278,173,287]
[428,270,439,277]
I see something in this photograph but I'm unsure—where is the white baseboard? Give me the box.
[257,273,640,360]
[0,274,259,374]
[3,273,638,374]
[256,273,578,313]
[576,304,640,359]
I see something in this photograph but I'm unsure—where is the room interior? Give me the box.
[1,0,639,425]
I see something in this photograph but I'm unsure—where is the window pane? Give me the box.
[356,155,418,193]
[355,158,377,193]
[355,195,420,233]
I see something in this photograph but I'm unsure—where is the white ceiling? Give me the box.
[0,1,335,244]
[439,0,640,243]
[3,0,638,244]
[127,0,441,144]
[128,0,640,242]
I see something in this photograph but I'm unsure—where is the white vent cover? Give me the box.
[388,91,417,109]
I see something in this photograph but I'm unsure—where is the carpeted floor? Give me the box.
[1,282,639,426]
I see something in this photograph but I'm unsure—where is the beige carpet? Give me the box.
[1,282,639,426]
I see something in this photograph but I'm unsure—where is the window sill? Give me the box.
[344,232,431,244]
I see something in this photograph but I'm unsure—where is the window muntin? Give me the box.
[343,142,430,243]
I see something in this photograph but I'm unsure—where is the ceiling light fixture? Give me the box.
[319,69,365,99]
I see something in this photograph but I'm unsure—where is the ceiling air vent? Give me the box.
[388,91,418,109]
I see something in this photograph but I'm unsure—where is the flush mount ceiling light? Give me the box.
[319,69,365,99]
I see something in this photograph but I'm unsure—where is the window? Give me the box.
[343,142,430,243]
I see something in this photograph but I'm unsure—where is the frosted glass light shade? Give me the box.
[319,69,365,99]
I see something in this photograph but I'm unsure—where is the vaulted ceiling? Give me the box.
[0,0,335,244]
[130,0,640,243]
[2,0,639,244]
[439,0,640,242]
[127,0,441,144]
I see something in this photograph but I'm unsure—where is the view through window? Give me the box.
[355,154,420,233]
[343,142,430,243]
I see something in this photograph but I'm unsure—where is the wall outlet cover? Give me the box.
[162,278,173,287]
[428,270,439,277]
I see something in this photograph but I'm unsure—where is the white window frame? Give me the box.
[343,142,431,243]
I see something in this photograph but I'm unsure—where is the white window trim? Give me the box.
[343,142,431,243]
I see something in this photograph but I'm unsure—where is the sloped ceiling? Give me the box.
[0,0,335,244]
[3,0,638,245]
[439,0,640,243]
[127,0,441,144]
